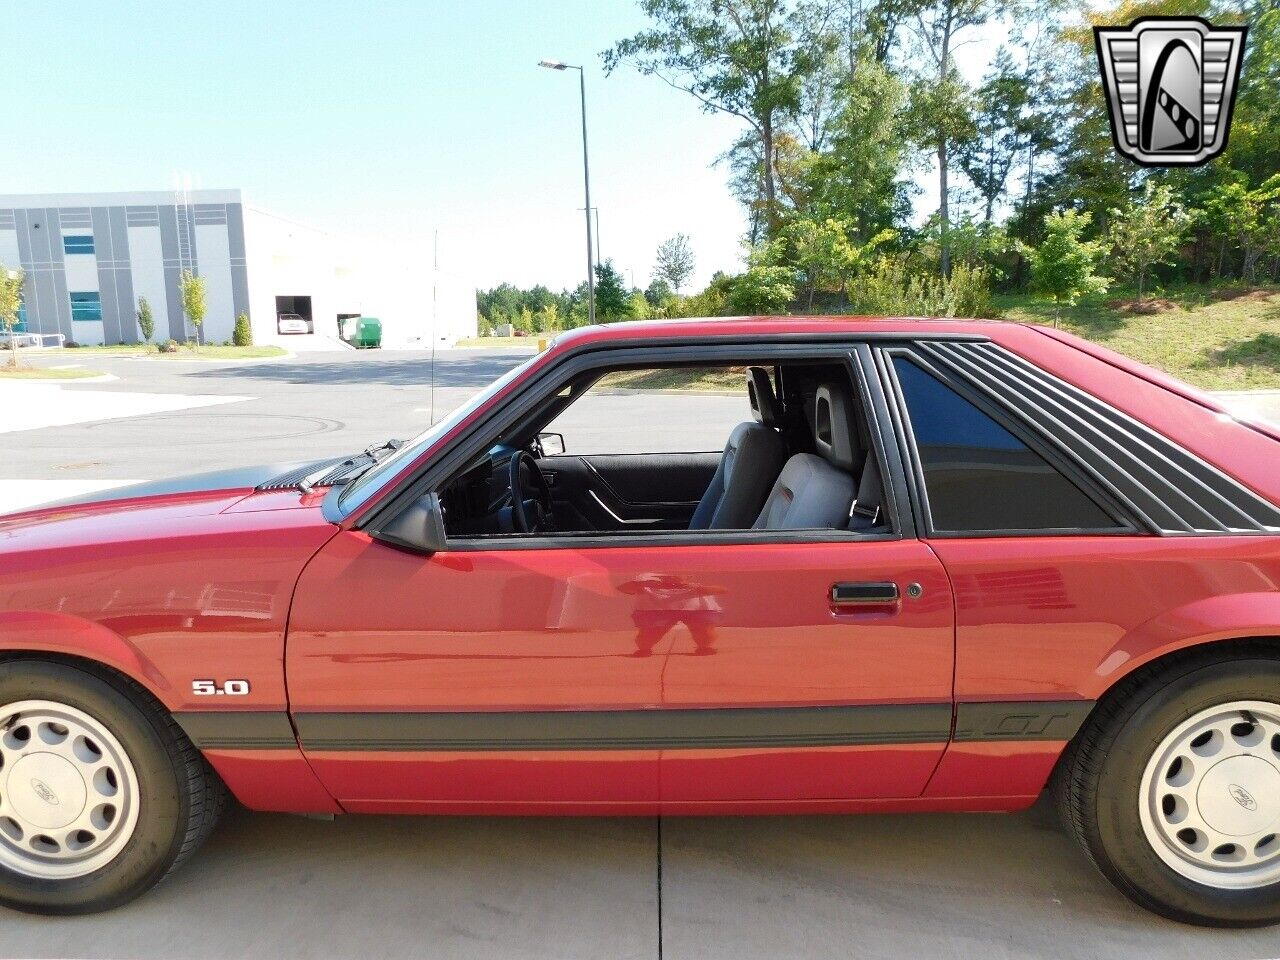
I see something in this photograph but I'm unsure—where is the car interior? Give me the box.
[438,360,889,540]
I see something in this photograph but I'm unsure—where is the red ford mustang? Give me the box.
[2,317,1280,924]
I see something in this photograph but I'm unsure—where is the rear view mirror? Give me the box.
[536,432,566,456]
[376,492,448,553]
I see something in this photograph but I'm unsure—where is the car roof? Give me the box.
[546,315,1003,349]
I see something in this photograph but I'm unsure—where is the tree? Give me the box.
[781,215,894,308]
[1107,181,1190,302]
[607,0,828,237]
[653,233,696,294]
[1200,176,1280,285]
[902,0,1010,276]
[956,47,1028,223]
[644,278,673,307]
[179,269,207,348]
[594,260,631,321]
[1030,209,1110,326]
[0,264,25,368]
[797,56,911,243]
[535,302,561,332]
[137,295,155,343]
[233,312,253,347]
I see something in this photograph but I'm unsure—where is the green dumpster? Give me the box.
[340,316,382,349]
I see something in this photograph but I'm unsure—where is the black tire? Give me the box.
[1056,650,1280,927]
[0,659,226,915]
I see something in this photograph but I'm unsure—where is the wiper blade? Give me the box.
[363,438,405,459]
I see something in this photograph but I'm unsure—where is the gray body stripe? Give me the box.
[175,711,297,750]
[177,701,1094,753]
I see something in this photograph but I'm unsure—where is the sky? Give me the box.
[4,0,1008,293]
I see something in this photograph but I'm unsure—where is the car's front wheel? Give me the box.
[0,660,225,914]
[1058,651,1280,926]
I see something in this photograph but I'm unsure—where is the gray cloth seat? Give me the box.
[689,367,788,530]
[754,381,858,530]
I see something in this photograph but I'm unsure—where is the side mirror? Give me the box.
[376,492,448,553]
[536,432,566,457]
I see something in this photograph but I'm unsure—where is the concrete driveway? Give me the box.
[1,349,1279,958]
[1,803,1279,959]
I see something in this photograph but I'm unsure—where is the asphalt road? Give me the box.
[2,349,535,482]
[1,349,1279,958]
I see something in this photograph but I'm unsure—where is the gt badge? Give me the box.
[1094,16,1246,167]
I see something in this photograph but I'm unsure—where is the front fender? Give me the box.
[1086,591,1280,698]
[0,610,173,706]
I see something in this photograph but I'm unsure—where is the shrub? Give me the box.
[64,340,80,348]
[728,265,795,315]
[137,295,155,343]
[846,256,996,318]
[159,339,180,354]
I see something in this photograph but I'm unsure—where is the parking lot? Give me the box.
[2,349,1280,959]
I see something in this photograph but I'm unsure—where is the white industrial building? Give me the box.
[0,189,476,349]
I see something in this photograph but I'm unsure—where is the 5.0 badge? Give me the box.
[191,679,251,697]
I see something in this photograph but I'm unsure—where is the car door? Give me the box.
[285,530,955,811]
[285,343,956,811]
[285,531,667,812]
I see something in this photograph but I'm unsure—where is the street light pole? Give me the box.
[539,59,595,325]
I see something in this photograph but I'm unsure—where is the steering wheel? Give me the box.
[508,450,555,534]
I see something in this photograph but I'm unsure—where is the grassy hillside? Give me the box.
[996,286,1280,391]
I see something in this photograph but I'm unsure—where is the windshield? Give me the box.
[336,352,544,515]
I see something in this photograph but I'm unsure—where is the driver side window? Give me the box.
[438,358,887,543]
[542,367,749,456]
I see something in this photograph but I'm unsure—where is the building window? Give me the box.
[892,356,1120,533]
[70,292,103,322]
[15,302,27,332]
[63,235,95,255]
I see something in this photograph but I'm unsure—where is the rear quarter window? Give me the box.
[892,356,1121,533]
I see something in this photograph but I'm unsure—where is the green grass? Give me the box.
[61,344,287,359]
[996,285,1280,391]
[596,366,746,393]
[0,365,104,379]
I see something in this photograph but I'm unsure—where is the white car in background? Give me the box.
[277,313,312,335]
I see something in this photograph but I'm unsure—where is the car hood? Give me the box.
[32,460,330,513]
[0,458,339,546]
[0,463,342,678]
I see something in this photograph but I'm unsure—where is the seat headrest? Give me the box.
[813,382,857,471]
[747,366,781,428]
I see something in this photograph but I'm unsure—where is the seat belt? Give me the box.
[848,455,884,530]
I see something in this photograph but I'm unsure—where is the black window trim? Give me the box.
[876,344,1147,539]
[360,337,914,552]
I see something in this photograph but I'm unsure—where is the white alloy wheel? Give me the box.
[1139,700,1280,889]
[0,700,141,880]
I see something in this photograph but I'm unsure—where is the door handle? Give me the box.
[830,581,899,605]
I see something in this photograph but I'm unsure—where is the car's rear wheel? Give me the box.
[0,660,226,914]
[1057,651,1280,926]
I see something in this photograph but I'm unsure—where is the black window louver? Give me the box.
[913,340,1280,535]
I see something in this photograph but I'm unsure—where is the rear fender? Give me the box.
[1086,591,1280,699]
